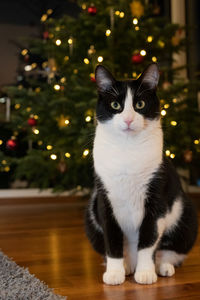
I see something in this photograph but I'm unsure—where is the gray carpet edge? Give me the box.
[0,250,67,300]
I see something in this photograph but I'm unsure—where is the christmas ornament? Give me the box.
[28,116,37,127]
[184,150,193,163]
[130,1,144,18]
[88,5,97,15]
[131,53,144,64]
[43,31,49,39]
[6,137,17,150]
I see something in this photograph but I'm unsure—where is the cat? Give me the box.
[85,63,198,285]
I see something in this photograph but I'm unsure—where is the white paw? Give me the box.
[134,270,157,285]
[103,270,125,285]
[158,263,175,277]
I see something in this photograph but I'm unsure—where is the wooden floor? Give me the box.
[0,196,200,300]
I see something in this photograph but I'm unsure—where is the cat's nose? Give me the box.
[124,119,133,127]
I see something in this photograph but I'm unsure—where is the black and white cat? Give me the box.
[85,63,198,285]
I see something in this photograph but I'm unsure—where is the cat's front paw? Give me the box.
[103,270,125,285]
[158,263,175,277]
[134,270,157,284]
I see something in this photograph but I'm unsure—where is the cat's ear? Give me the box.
[95,65,116,92]
[139,63,159,89]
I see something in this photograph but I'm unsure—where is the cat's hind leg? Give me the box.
[156,250,186,277]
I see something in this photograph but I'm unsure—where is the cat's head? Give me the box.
[95,64,160,135]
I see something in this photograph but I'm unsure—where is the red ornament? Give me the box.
[90,76,96,82]
[6,138,17,150]
[131,53,144,64]
[43,31,49,39]
[28,117,37,127]
[88,5,97,15]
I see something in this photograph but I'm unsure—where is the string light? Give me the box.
[33,129,39,135]
[60,77,66,83]
[165,150,170,156]
[31,63,37,69]
[133,18,138,25]
[140,50,146,56]
[47,8,53,15]
[194,140,199,145]
[15,103,21,109]
[55,26,60,32]
[115,10,120,15]
[172,98,177,103]
[161,109,167,116]
[38,141,43,145]
[84,58,90,64]
[65,152,71,158]
[64,56,69,62]
[35,87,41,93]
[34,115,39,119]
[4,166,10,172]
[24,65,32,71]
[152,56,157,62]
[135,26,140,31]
[54,84,60,91]
[0,140,3,145]
[68,38,73,44]
[171,121,177,126]
[83,149,89,157]
[65,119,70,125]
[105,29,111,36]
[147,36,153,43]
[41,14,48,22]
[170,153,175,159]
[50,154,57,160]
[82,4,87,10]
[97,56,103,62]
[132,72,137,78]
[85,116,91,122]
[47,145,53,150]
[2,160,6,165]
[26,107,31,112]
[164,104,170,109]
[21,49,28,56]
[119,12,125,18]
[55,39,61,46]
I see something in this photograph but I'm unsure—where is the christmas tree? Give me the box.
[2,0,200,190]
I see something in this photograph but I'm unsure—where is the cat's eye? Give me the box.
[110,101,121,110]
[136,100,145,110]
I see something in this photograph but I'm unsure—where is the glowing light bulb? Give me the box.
[68,38,73,44]
[47,8,53,15]
[172,98,177,103]
[147,36,153,43]
[41,14,48,22]
[83,149,89,157]
[164,104,170,109]
[161,110,166,116]
[60,77,66,83]
[0,140,3,145]
[38,140,43,145]
[24,65,32,72]
[4,166,10,172]
[133,18,138,25]
[171,121,177,126]
[15,104,21,109]
[85,116,91,122]
[194,140,199,145]
[50,154,57,160]
[47,145,53,150]
[33,129,39,135]
[115,10,120,15]
[65,119,70,125]
[170,153,175,159]
[64,56,69,62]
[65,152,71,158]
[140,50,146,56]
[55,39,61,46]
[132,72,137,78]
[97,56,103,62]
[152,56,157,62]
[34,115,39,119]
[106,29,111,36]
[82,4,86,10]
[119,12,124,18]
[31,63,37,69]
[54,84,60,91]
[165,150,170,156]
[84,58,90,64]
[135,26,140,31]
[2,160,6,165]
[21,49,28,56]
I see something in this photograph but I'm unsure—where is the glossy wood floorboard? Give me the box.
[0,197,199,300]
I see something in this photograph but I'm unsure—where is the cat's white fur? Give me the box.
[93,87,184,285]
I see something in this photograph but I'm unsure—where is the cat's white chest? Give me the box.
[93,124,163,235]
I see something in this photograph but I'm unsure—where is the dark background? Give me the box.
[0,0,199,87]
